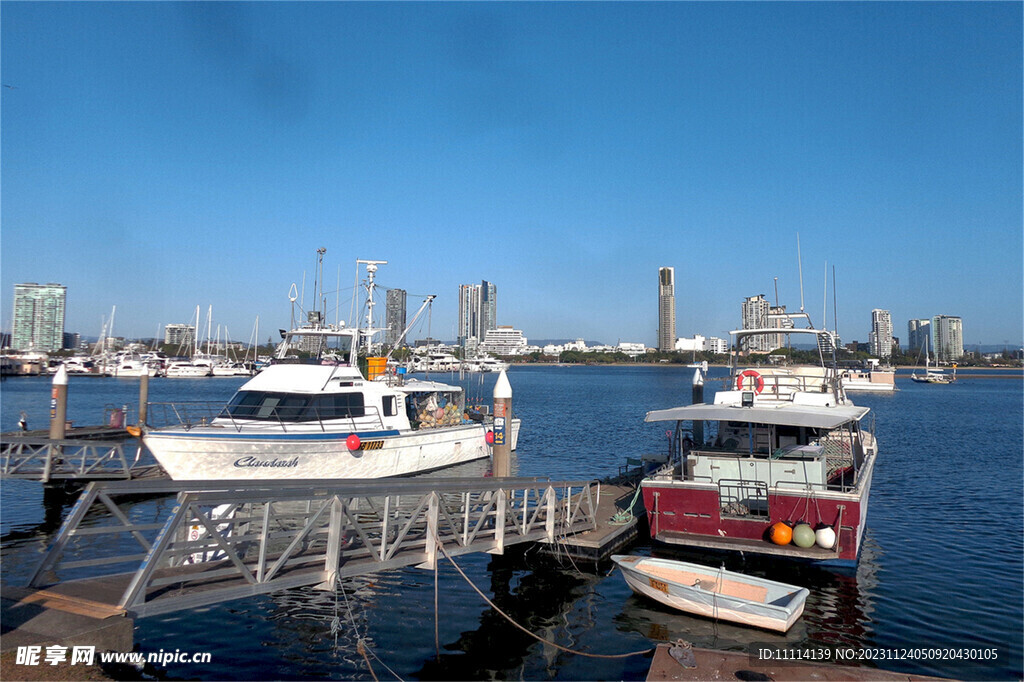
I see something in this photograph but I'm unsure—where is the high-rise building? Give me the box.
[908,319,930,352]
[479,281,497,335]
[164,323,196,347]
[658,267,676,352]
[869,309,893,358]
[740,295,770,352]
[458,281,497,348]
[12,282,66,352]
[932,315,963,362]
[385,288,407,347]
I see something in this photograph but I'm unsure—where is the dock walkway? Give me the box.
[19,476,600,619]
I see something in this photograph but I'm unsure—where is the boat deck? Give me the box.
[656,530,838,561]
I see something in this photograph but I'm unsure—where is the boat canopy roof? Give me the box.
[645,402,869,430]
[398,379,464,394]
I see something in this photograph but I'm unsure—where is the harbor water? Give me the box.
[2,366,1021,680]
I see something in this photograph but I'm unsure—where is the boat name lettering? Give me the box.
[233,456,300,468]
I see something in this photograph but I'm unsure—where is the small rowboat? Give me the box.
[612,555,809,633]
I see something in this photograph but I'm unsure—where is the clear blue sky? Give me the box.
[3,2,1021,348]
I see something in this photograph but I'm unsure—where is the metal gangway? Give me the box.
[24,476,600,618]
[0,437,159,482]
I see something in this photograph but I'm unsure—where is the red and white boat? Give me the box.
[639,325,878,568]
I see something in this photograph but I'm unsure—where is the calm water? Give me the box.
[2,367,1022,680]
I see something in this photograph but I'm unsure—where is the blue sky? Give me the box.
[2,2,1021,348]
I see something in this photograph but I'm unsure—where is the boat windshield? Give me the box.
[276,329,355,364]
[224,390,365,422]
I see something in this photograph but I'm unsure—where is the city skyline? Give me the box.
[2,3,1021,346]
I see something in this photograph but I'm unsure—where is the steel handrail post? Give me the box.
[425,491,440,570]
[493,488,506,554]
[41,441,54,483]
[544,485,556,543]
[380,495,391,561]
[323,496,345,583]
[256,501,272,582]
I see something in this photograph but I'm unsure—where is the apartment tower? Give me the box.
[458,280,497,348]
[932,315,964,362]
[908,319,930,352]
[740,294,770,352]
[658,267,676,352]
[869,309,894,358]
[12,282,67,352]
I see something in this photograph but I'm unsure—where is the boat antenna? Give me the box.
[773,277,779,308]
[832,265,838,339]
[313,247,326,324]
[823,260,828,331]
[796,233,805,314]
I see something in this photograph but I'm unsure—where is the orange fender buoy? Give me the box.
[768,521,792,545]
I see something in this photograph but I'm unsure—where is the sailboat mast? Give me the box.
[797,233,805,314]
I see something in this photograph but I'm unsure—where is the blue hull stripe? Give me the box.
[148,429,403,441]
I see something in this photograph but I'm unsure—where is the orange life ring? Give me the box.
[737,369,765,394]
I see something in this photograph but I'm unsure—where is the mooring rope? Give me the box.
[437,542,654,660]
[609,483,644,526]
[335,577,405,681]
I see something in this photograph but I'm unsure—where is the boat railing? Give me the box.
[724,369,844,404]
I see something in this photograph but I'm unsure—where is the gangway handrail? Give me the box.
[27,476,600,618]
[1,438,141,482]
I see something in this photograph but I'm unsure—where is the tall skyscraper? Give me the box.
[458,280,497,347]
[932,315,963,362]
[479,281,497,335]
[658,267,676,352]
[869,309,893,358]
[908,319,930,352]
[385,288,407,347]
[741,294,770,352]
[12,282,66,352]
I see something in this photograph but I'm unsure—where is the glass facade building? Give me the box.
[12,282,66,352]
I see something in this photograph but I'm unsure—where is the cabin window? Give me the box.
[225,391,365,422]
[382,396,396,417]
[307,393,365,420]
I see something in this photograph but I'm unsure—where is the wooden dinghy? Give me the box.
[612,555,809,633]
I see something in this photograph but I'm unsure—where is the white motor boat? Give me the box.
[106,353,160,378]
[840,359,896,392]
[142,257,507,480]
[164,361,212,378]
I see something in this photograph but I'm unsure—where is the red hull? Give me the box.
[642,482,865,563]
